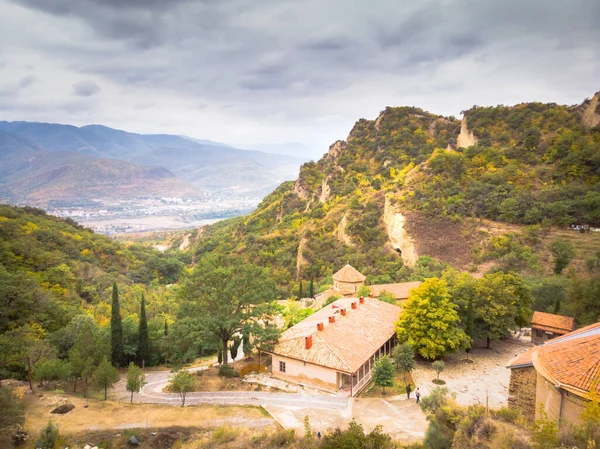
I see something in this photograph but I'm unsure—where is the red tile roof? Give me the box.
[332,264,366,283]
[267,297,401,373]
[370,281,422,300]
[508,322,600,398]
[531,311,575,334]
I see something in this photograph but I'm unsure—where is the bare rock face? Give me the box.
[296,236,308,277]
[457,117,477,148]
[383,198,417,267]
[318,176,331,203]
[293,179,309,200]
[325,140,346,161]
[582,91,600,128]
[337,214,354,247]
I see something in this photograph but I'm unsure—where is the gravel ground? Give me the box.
[411,339,531,409]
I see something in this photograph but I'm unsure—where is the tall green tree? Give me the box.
[309,275,314,297]
[164,318,169,336]
[550,241,577,275]
[392,343,415,385]
[373,355,395,394]
[474,272,532,348]
[0,386,25,435]
[396,278,468,359]
[110,283,124,367]
[465,296,474,360]
[298,280,303,300]
[137,293,149,367]
[179,255,278,365]
[92,356,119,401]
[126,362,147,403]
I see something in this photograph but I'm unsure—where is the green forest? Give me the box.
[2,95,600,392]
[0,205,280,389]
[193,98,600,324]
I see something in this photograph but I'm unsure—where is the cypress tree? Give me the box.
[309,276,314,298]
[164,319,169,336]
[465,296,474,361]
[298,281,303,300]
[110,282,124,367]
[138,293,149,366]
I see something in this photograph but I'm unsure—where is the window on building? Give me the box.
[279,361,286,373]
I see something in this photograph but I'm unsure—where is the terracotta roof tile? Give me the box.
[509,322,600,397]
[506,347,536,368]
[370,282,422,300]
[332,264,366,283]
[531,311,575,334]
[268,297,401,373]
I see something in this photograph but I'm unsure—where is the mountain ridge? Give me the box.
[0,121,305,204]
[190,91,600,297]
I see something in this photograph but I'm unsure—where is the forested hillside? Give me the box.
[0,205,189,377]
[194,92,600,323]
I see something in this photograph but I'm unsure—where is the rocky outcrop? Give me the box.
[318,176,331,203]
[582,91,600,128]
[337,214,354,247]
[296,236,308,278]
[383,198,417,267]
[457,117,477,148]
[293,179,309,200]
[374,110,386,132]
[324,140,346,162]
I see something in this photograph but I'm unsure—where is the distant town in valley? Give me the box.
[42,194,261,235]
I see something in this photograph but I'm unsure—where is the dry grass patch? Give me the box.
[23,391,276,436]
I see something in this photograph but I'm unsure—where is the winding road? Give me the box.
[111,367,349,410]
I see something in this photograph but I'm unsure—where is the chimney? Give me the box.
[341,308,347,316]
[351,302,357,309]
[368,293,374,298]
[317,322,324,331]
[359,296,365,304]
[329,315,335,324]
[305,335,312,350]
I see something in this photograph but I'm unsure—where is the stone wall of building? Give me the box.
[508,366,537,421]
[535,373,587,426]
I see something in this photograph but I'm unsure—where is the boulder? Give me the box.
[51,402,75,414]
[129,435,140,446]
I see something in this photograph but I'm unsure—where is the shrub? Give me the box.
[239,363,267,377]
[324,295,342,306]
[268,429,295,447]
[492,407,520,423]
[218,364,239,378]
[211,426,238,444]
[432,360,445,381]
[38,421,59,449]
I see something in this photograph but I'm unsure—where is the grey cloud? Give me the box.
[72,80,100,97]
[2,0,599,153]
[18,75,36,88]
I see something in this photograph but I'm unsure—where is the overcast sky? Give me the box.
[0,0,598,158]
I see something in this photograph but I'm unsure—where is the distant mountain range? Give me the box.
[0,121,304,205]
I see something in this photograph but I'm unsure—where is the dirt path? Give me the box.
[112,367,348,410]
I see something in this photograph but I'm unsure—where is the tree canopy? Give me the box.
[179,255,278,364]
[396,278,468,359]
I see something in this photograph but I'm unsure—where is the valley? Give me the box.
[47,194,260,235]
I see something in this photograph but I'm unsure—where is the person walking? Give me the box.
[406,383,412,399]
[415,387,421,404]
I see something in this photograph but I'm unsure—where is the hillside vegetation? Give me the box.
[194,92,600,322]
[0,205,188,375]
